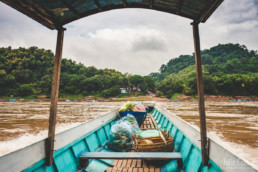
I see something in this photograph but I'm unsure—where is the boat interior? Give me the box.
[84,113,170,172]
[22,107,221,172]
[80,110,221,172]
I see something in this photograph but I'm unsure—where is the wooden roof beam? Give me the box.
[122,0,127,7]
[94,0,102,11]
[1,0,56,29]
[21,1,55,25]
[176,0,184,14]
[149,0,153,9]
[61,0,82,18]
[199,0,223,22]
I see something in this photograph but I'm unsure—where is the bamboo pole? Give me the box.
[192,21,209,166]
[46,28,65,166]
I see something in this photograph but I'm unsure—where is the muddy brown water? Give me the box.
[0,102,122,142]
[0,101,257,168]
[157,101,258,169]
[158,102,258,147]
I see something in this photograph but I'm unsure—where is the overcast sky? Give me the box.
[0,0,257,75]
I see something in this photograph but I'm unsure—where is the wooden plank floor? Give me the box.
[106,114,160,172]
[140,114,158,130]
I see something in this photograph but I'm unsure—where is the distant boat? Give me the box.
[9,99,16,102]
[169,100,181,102]
[0,102,255,171]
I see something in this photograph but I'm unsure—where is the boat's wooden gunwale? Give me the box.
[0,109,118,172]
[54,109,118,151]
[155,105,256,171]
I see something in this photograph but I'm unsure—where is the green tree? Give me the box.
[153,43,258,97]
[144,76,155,92]
[16,84,34,97]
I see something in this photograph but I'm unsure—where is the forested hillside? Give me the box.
[1,44,257,99]
[0,46,155,98]
[150,43,258,98]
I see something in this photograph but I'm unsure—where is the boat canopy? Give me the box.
[1,0,223,30]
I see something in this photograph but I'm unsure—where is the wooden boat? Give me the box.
[0,102,256,171]
[1,0,256,171]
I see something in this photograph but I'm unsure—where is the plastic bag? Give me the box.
[114,118,135,133]
[122,120,137,133]
[121,114,141,133]
[123,114,137,125]
[133,104,146,112]
[108,122,133,152]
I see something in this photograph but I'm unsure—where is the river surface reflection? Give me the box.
[0,101,257,168]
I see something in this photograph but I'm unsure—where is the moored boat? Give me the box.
[0,103,256,171]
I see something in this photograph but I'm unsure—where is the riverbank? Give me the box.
[0,94,257,102]
[0,96,169,102]
[168,94,258,102]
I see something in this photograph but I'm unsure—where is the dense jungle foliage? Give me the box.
[0,44,257,99]
[0,46,155,98]
[150,43,258,98]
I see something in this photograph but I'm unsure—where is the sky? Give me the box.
[0,0,257,75]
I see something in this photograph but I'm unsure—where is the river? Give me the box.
[158,101,258,169]
[0,101,257,168]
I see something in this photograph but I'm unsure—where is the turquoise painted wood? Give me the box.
[22,118,116,172]
[150,109,222,172]
[23,107,222,172]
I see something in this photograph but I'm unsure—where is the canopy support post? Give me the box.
[192,21,209,166]
[46,28,65,166]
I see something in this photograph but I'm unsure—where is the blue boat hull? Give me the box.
[24,107,221,172]
[0,105,256,172]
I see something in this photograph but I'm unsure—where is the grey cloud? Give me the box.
[213,0,258,24]
[132,36,167,52]
[0,0,257,75]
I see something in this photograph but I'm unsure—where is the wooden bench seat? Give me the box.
[80,152,182,160]
[79,152,183,169]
